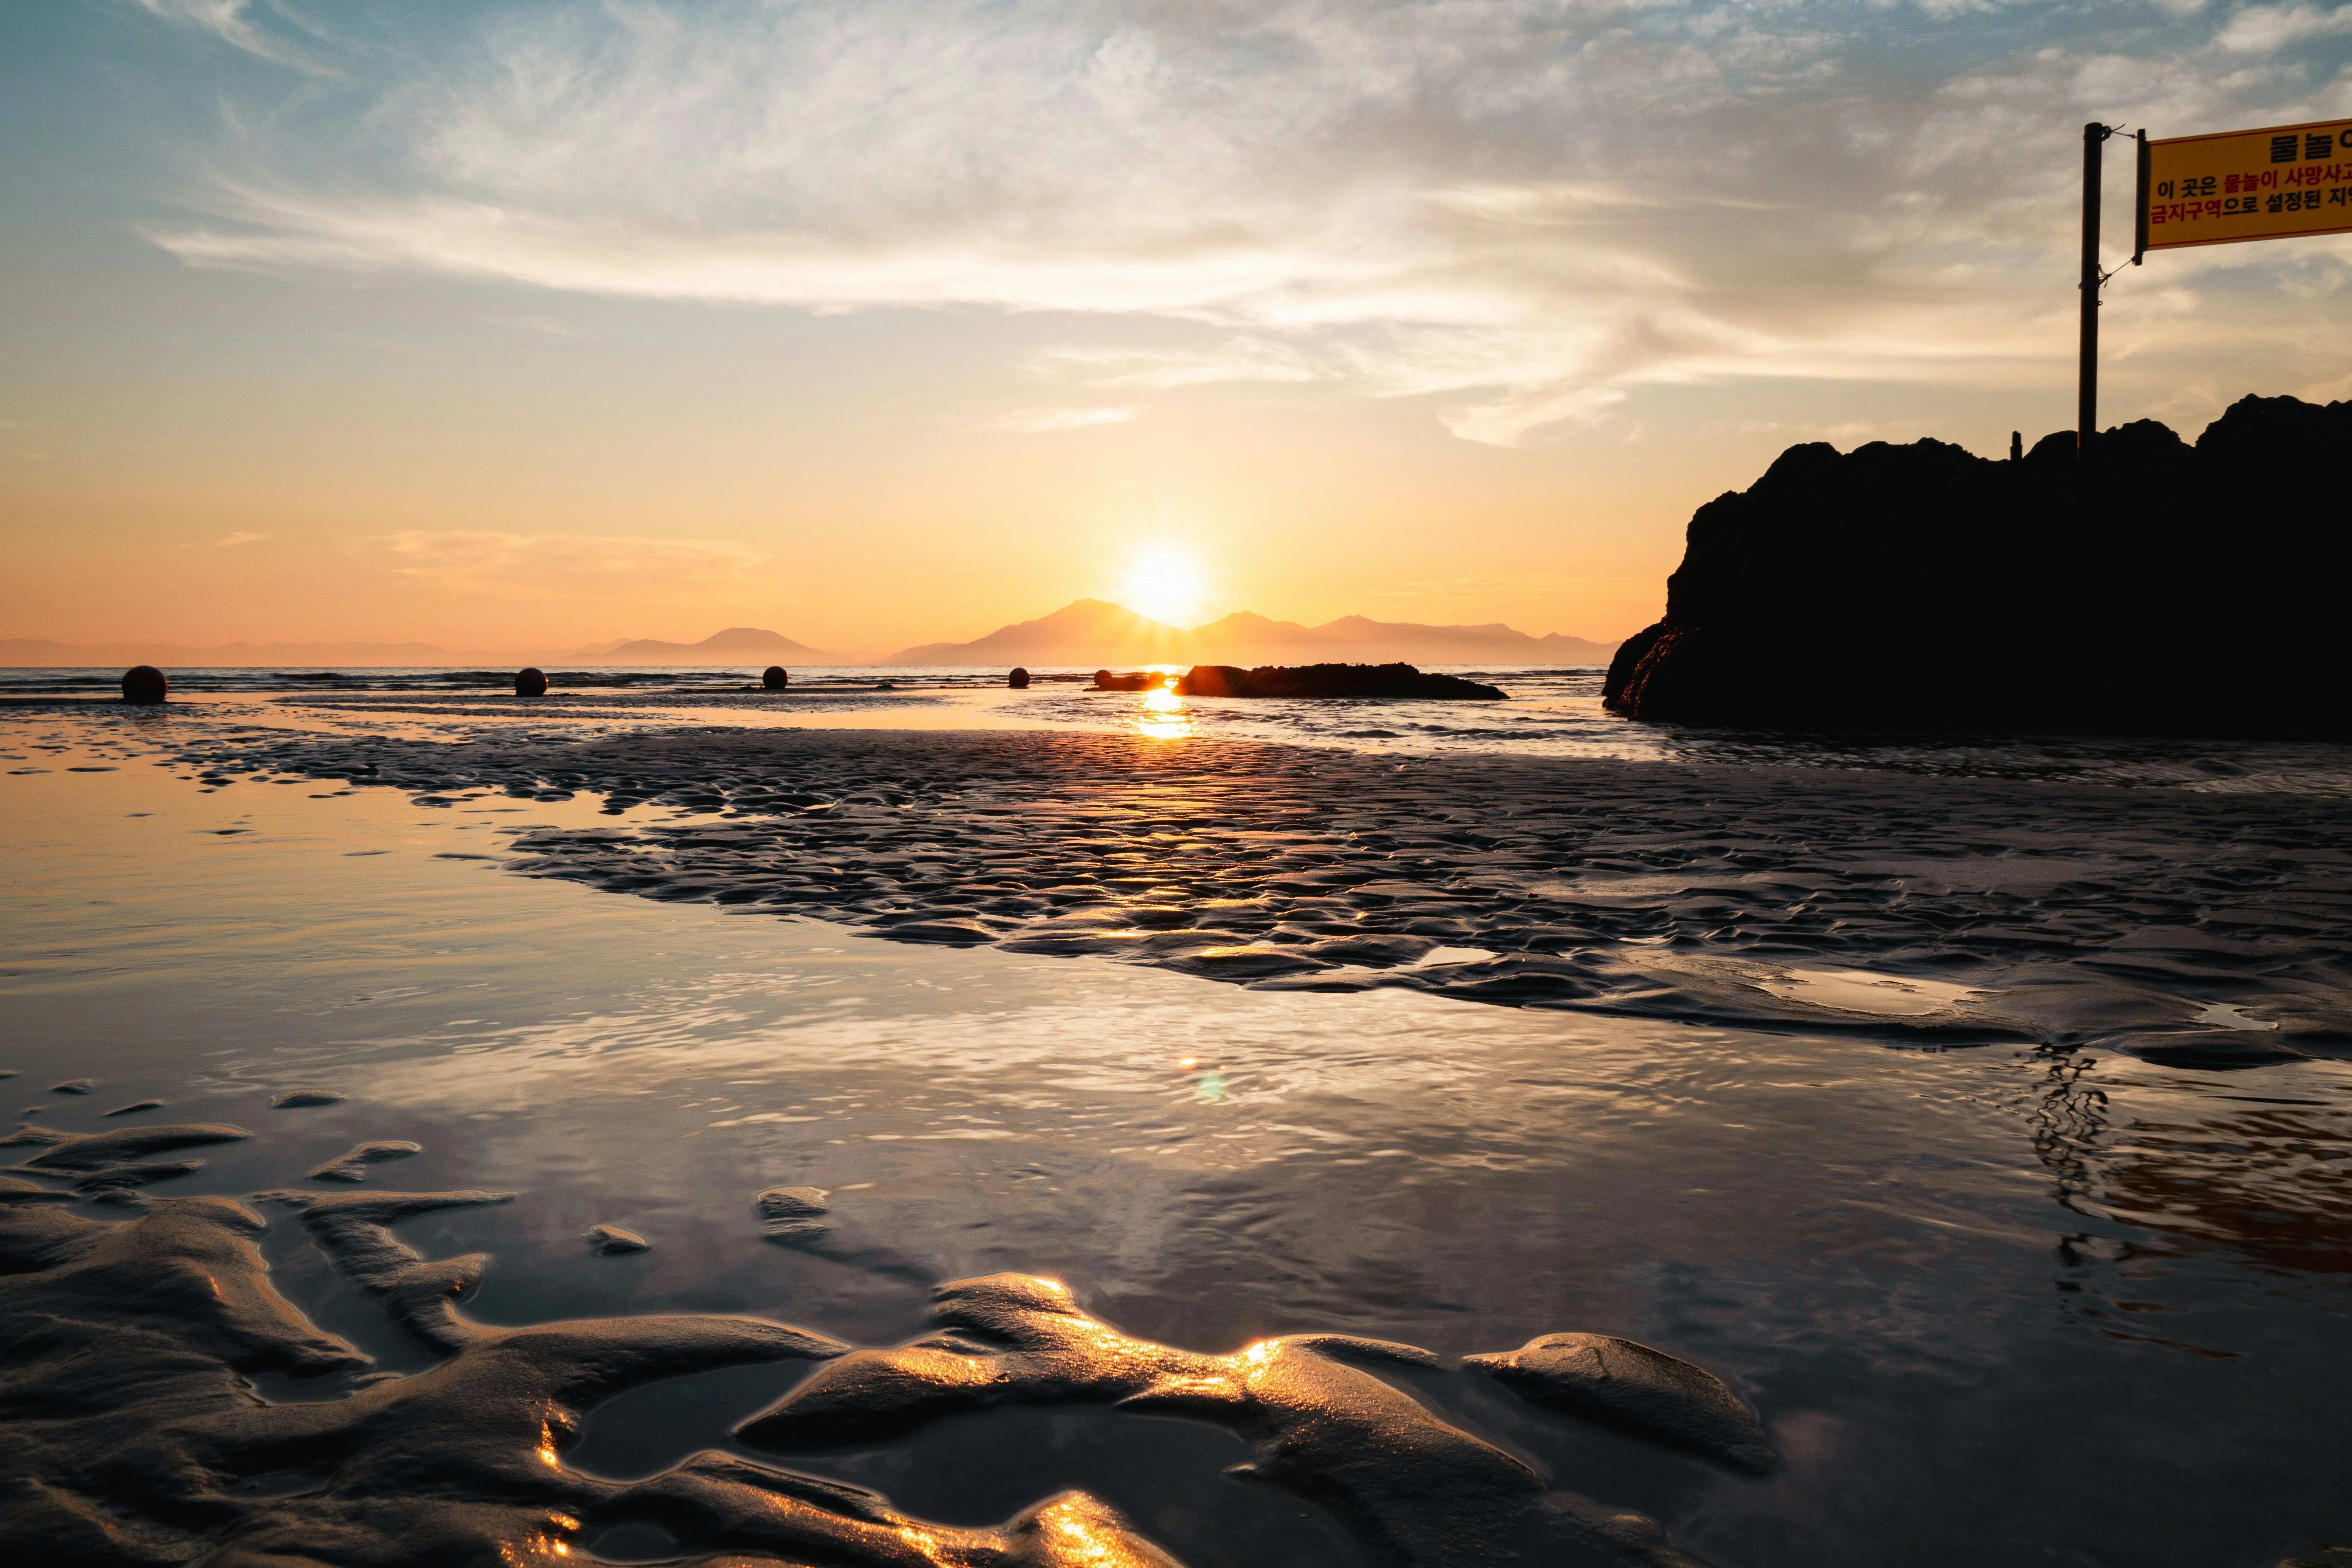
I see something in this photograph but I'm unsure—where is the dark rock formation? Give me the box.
[1177,663,1508,700]
[1604,394,2352,739]
[1092,669,1162,691]
[1007,666,1030,688]
[120,665,167,704]
[514,667,549,697]
[762,665,789,691]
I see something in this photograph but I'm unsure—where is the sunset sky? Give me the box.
[4,0,2350,657]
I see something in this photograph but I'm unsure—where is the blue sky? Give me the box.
[4,1,2348,653]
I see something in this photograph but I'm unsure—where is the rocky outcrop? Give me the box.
[1177,663,1508,699]
[1604,395,2352,739]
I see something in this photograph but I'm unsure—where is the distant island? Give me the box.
[582,627,836,663]
[1605,393,2352,740]
[1175,663,1509,700]
[884,601,1617,667]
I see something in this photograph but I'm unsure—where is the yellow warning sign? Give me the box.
[2143,117,2352,250]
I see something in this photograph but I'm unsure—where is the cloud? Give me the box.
[134,0,2352,445]
[984,405,1139,433]
[2215,4,2352,53]
[207,531,265,547]
[131,0,336,74]
[367,530,763,599]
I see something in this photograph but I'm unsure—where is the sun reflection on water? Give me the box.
[1131,682,1194,741]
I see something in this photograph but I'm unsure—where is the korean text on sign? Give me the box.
[2144,117,2352,249]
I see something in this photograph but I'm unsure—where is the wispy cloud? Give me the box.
[2216,4,2352,53]
[367,530,762,599]
[201,530,266,547]
[132,0,336,75]
[134,0,2352,445]
[984,405,1139,434]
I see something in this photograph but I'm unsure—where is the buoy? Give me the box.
[121,666,167,704]
[762,666,789,691]
[515,667,548,697]
[1008,667,1031,689]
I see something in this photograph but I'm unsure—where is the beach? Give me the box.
[5,678,2352,1566]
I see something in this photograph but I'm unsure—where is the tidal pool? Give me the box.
[4,724,2349,1566]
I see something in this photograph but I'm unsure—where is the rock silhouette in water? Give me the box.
[1604,393,2352,739]
[515,666,549,697]
[1092,669,1161,690]
[762,665,789,691]
[1466,1332,1776,1474]
[1177,664,1508,700]
[121,665,167,703]
[1007,666,1030,689]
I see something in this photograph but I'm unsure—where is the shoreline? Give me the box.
[138,719,2352,1068]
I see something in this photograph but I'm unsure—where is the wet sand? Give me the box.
[150,719,2352,1066]
[6,709,2352,1566]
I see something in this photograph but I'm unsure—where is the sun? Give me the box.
[1120,544,1207,627]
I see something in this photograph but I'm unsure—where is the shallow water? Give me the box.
[6,714,2352,1565]
[12,663,2352,794]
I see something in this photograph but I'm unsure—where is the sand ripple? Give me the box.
[0,1164,1751,1566]
[151,726,2352,1067]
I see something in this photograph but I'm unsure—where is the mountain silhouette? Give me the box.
[596,626,835,663]
[884,602,1615,666]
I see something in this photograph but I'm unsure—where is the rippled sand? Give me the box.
[5,701,2352,1566]
[142,716,2352,1068]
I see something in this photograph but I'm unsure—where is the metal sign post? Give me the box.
[2079,122,2113,454]
[2076,114,2351,457]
